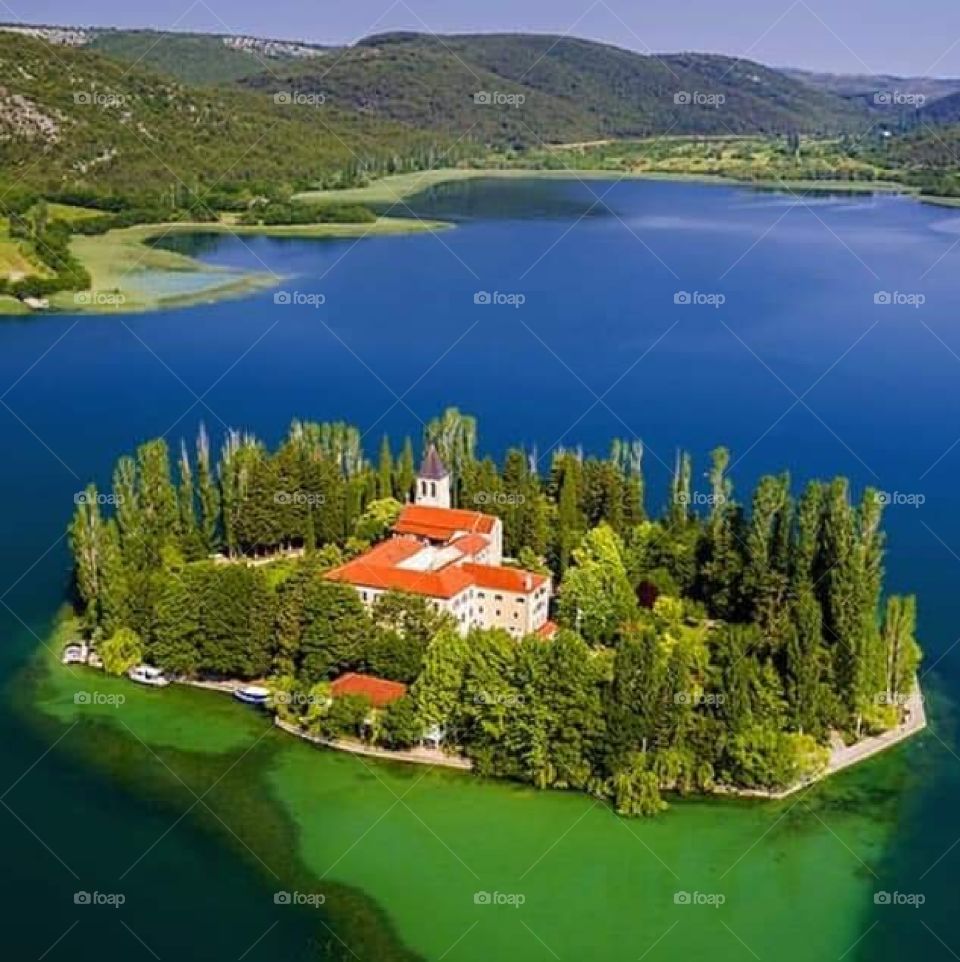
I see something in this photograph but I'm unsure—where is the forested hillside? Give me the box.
[241,32,869,144]
[0,32,460,203]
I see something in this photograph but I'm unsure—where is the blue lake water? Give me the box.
[2,177,960,959]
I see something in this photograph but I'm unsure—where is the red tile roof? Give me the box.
[536,620,559,640]
[449,533,489,557]
[331,673,407,707]
[325,537,474,599]
[462,563,548,594]
[394,504,497,540]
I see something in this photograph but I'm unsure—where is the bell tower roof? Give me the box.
[419,444,449,480]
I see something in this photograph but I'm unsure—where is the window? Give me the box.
[431,481,437,497]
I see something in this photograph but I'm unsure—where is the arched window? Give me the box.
[431,481,437,497]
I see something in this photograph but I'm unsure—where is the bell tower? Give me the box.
[415,444,451,509]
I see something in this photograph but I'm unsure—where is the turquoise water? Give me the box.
[1,177,959,958]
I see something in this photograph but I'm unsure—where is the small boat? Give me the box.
[234,685,271,707]
[128,665,170,687]
[61,643,88,665]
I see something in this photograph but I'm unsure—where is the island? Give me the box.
[62,408,923,816]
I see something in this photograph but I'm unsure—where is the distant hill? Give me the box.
[239,40,596,147]
[0,32,446,202]
[238,33,868,144]
[918,90,960,125]
[87,29,332,86]
[784,66,960,131]
[0,24,332,86]
[784,67,960,106]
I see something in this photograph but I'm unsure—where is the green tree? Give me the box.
[412,625,471,729]
[379,695,423,748]
[377,435,394,499]
[299,581,369,682]
[354,498,402,543]
[100,627,142,676]
[556,524,637,645]
[196,424,219,553]
[396,438,416,503]
[612,756,667,816]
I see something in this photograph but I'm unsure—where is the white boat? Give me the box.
[234,685,271,707]
[128,665,170,687]
[61,643,88,665]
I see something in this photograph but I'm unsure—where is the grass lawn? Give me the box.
[45,202,105,223]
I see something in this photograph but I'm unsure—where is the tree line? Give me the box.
[68,409,921,814]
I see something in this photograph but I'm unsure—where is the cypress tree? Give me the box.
[377,435,394,499]
[396,438,416,503]
[68,484,103,619]
[177,440,203,559]
[136,439,178,565]
[698,447,742,620]
[196,423,219,554]
[97,519,129,637]
[668,450,692,527]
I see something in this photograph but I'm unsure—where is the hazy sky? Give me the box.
[8,0,960,76]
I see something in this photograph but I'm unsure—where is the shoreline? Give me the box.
[294,165,921,208]
[182,671,925,797]
[721,683,927,801]
[1,214,448,317]
[5,165,947,319]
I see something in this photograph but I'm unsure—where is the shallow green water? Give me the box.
[30,635,922,962]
